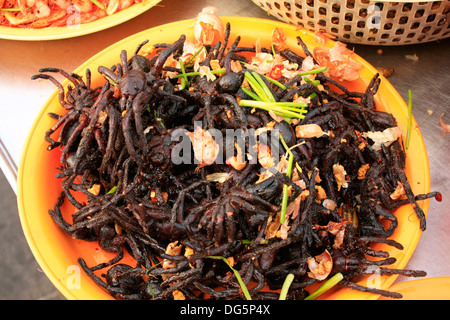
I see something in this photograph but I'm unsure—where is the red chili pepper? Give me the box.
[269,64,284,80]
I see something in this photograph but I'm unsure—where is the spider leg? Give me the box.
[39,67,82,86]
[78,258,138,299]
[100,105,121,175]
[224,203,236,242]
[60,113,89,162]
[73,85,112,172]
[122,106,146,172]
[341,280,402,299]
[98,65,121,84]
[172,180,211,224]
[213,205,226,244]
[44,110,75,150]
[120,50,129,73]
[32,73,72,110]
[134,39,149,56]
[230,188,279,212]
[132,90,153,154]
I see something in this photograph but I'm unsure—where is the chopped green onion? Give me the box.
[145,259,165,299]
[0,8,22,11]
[279,133,295,159]
[280,135,304,174]
[280,151,294,225]
[298,66,329,76]
[271,44,277,57]
[251,72,276,102]
[154,110,165,128]
[302,77,320,99]
[245,71,272,103]
[185,46,206,67]
[107,185,117,194]
[146,258,165,274]
[239,100,308,110]
[303,76,321,86]
[304,272,344,300]
[264,75,287,90]
[207,256,252,300]
[279,273,295,300]
[107,181,120,194]
[240,86,262,101]
[178,58,189,90]
[242,239,269,245]
[406,89,412,149]
[239,100,308,119]
[239,71,310,121]
[89,0,105,10]
[147,282,156,300]
[104,75,118,86]
[171,68,226,79]
[279,133,295,225]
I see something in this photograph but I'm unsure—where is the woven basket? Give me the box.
[252,0,450,45]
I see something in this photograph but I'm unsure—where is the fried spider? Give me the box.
[173,179,279,245]
[96,36,187,173]
[31,67,100,152]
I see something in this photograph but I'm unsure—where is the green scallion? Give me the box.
[271,44,277,57]
[245,71,272,103]
[279,151,294,225]
[280,134,304,175]
[240,86,262,101]
[298,66,329,76]
[185,46,206,67]
[178,58,189,90]
[171,68,226,79]
[278,133,296,225]
[264,75,287,90]
[279,273,295,300]
[207,255,252,300]
[107,181,120,194]
[104,75,118,86]
[304,272,344,300]
[238,100,308,119]
[89,0,105,10]
[154,110,165,128]
[0,8,22,11]
[242,239,269,245]
[303,76,321,86]
[239,71,309,121]
[252,71,276,102]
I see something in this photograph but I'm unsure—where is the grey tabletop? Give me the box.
[0,0,448,299]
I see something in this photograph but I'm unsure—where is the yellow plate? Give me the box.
[379,277,450,300]
[17,17,431,300]
[0,0,161,41]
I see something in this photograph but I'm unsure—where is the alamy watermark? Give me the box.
[366,4,382,30]
[66,5,81,29]
[170,121,283,168]
[66,265,81,290]
[365,265,382,291]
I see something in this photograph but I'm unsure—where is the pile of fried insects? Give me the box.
[34,21,441,300]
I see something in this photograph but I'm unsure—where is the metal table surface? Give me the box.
[0,0,448,298]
